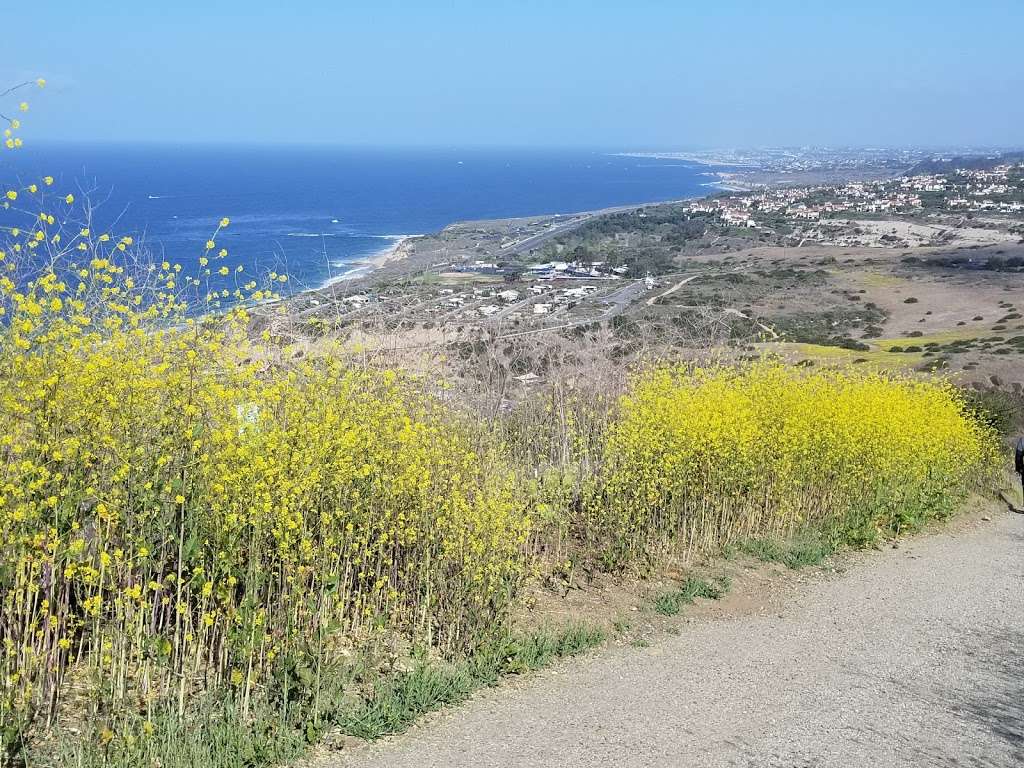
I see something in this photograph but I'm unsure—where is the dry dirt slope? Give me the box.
[323,510,1024,768]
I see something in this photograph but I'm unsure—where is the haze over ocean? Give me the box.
[2,144,720,291]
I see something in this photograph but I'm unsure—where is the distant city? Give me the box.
[619,146,1021,174]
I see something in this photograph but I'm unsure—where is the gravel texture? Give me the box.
[328,511,1024,768]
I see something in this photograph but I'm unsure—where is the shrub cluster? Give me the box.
[587,361,997,570]
[0,177,528,755]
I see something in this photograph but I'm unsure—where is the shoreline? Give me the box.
[315,235,419,289]
[296,195,713,299]
[612,151,762,169]
[295,188,734,300]
[295,169,766,299]
[294,159,766,298]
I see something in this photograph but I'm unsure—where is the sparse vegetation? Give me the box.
[44,624,607,767]
[962,388,1024,435]
[732,535,834,570]
[651,577,727,616]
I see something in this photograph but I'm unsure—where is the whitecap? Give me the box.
[288,232,418,240]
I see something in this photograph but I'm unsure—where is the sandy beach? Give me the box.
[318,235,418,288]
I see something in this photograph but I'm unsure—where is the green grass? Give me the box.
[330,623,606,740]
[761,341,923,367]
[761,328,998,368]
[732,534,835,569]
[873,329,981,351]
[651,576,728,616]
[34,623,606,768]
[859,272,905,288]
[40,698,311,768]
[337,663,478,740]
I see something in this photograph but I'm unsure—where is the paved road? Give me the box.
[334,510,1024,768]
[499,213,597,255]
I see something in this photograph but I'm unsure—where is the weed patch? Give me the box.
[732,534,835,569]
[38,624,606,765]
[652,577,728,616]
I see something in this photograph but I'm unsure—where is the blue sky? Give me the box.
[5,0,1022,148]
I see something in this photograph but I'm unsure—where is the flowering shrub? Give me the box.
[0,259,528,744]
[0,78,44,151]
[590,361,998,569]
[0,111,529,749]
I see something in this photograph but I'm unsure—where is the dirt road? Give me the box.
[332,510,1023,767]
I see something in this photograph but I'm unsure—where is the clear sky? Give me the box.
[5,0,1022,148]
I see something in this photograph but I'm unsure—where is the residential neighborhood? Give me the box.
[688,162,1024,226]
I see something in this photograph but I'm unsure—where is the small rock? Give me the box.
[981,516,991,522]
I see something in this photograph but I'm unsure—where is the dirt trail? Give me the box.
[325,510,1024,768]
[647,274,699,306]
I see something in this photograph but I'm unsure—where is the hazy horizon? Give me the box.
[5,1,1022,148]
[16,139,1024,152]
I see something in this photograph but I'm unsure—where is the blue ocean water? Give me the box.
[2,145,720,292]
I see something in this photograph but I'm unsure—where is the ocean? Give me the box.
[2,145,721,292]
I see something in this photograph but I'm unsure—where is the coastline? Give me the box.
[287,156,768,299]
[612,151,762,169]
[299,187,732,298]
[703,177,755,192]
[610,152,755,193]
[316,235,418,289]
[296,161,767,299]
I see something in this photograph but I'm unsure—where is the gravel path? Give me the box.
[332,511,1024,768]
